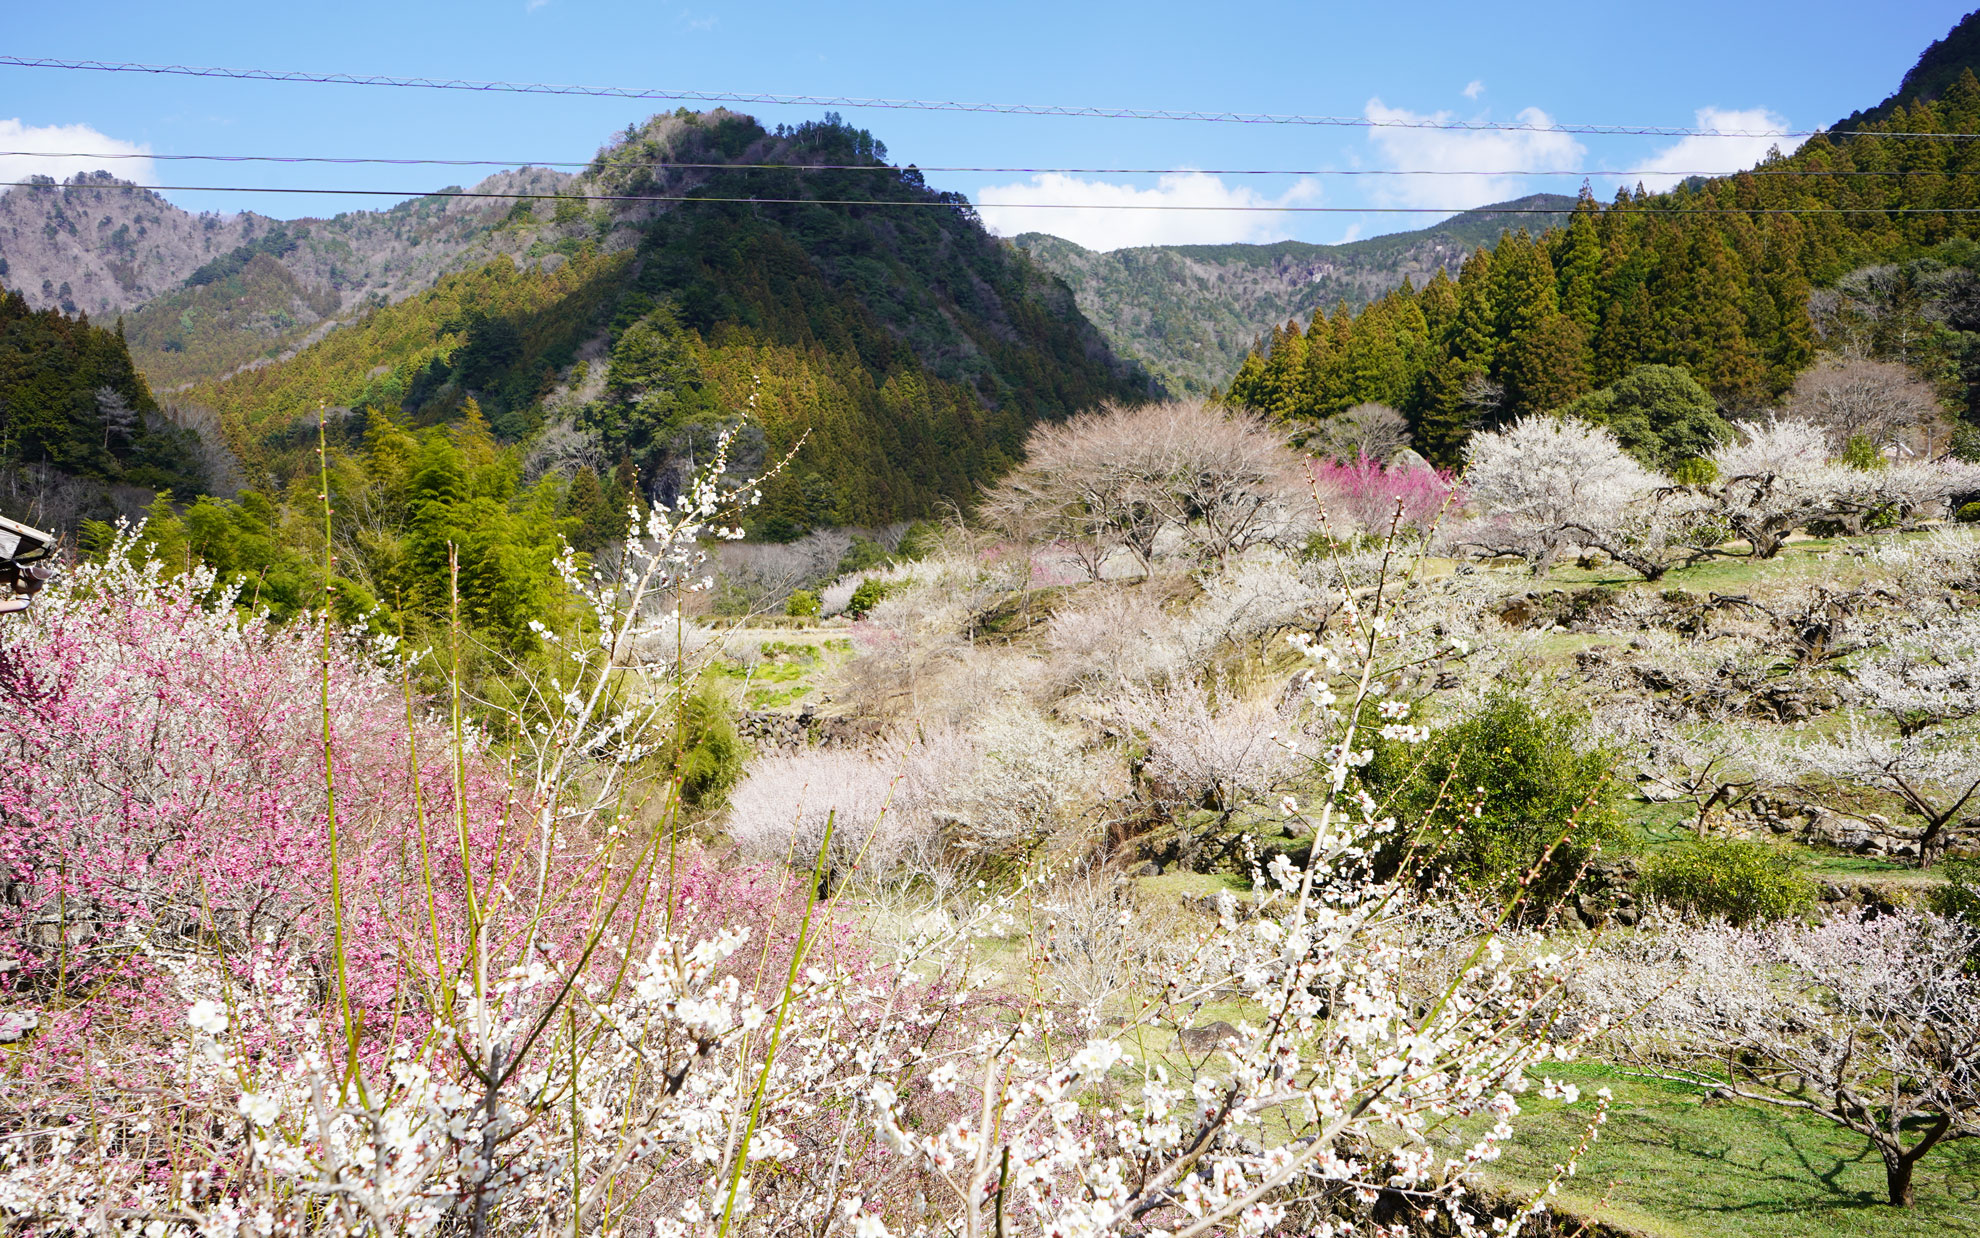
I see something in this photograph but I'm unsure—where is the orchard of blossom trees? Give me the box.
[4,397,1979,1233]
[1461,410,1980,577]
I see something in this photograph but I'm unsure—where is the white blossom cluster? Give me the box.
[1461,413,1980,576]
[0,408,1617,1237]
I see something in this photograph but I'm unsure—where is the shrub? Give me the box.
[1958,501,1980,524]
[1929,858,1980,932]
[835,534,893,577]
[1557,364,1730,471]
[1638,837,1817,924]
[1670,456,1719,485]
[845,575,894,619]
[664,682,745,810]
[895,519,939,561]
[1841,433,1889,471]
[1954,421,1980,463]
[785,587,820,618]
[1364,692,1627,913]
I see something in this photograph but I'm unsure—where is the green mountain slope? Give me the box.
[1831,7,1980,131]
[1224,10,1980,463]
[188,110,1151,533]
[1012,195,1575,394]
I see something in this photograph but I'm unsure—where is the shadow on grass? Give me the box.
[1508,1081,1980,1237]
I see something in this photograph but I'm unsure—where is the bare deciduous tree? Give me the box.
[980,403,1169,579]
[1308,401,1411,465]
[1789,355,1945,456]
[1148,405,1311,566]
[981,401,1308,575]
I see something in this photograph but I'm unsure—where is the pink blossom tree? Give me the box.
[1311,454,1460,542]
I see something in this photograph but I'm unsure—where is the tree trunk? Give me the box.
[1918,820,1949,870]
[1885,1154,1915,1208]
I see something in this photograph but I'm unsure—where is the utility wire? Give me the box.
[0,54,1952,140]
[4,150,1973,178]
[14,180,1980,214]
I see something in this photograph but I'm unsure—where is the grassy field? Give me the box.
[711,631,856,711]
[1537,534,1881,593]
[1483,1061,1980,1237]
[1112,864,1975,1236]
[1082,964,1980,1238]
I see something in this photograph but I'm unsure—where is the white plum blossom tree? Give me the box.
[1461,415,1664,571]
[1698,416,1843,559]
[1847,610,1980,734]
[1117,685,1305,820]
[1745,717,1980,865]
[1591,912,1980,1208]
[1690,416,1980,556]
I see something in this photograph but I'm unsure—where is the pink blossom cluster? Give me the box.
[0,553,495,1054]
[1310,455,1460,541]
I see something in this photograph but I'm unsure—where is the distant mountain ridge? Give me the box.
[0,166,570,390]
[169,109,1149,534]
[0,131,1575,404]
[1011,194,1576,394]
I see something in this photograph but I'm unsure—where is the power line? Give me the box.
[4,150,1974,178]
[13,180,1980,214]
[0,54,1943,140]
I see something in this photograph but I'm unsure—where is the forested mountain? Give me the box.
[0,290,205,499]
[176,110,1145,526]
[1831,6,1980,132]
[1012,195,1575,394]
[1226,27,1980,464]
[0,108,1148,663]
[0,167,569,390]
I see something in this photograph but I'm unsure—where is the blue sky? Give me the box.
[1,0,1971,250]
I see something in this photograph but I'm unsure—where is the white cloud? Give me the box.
[1462,80,1486,100]
[0,119,152,187]
[1361,99,1584,217]
[1337,222,1364,243]
[1630,106,1803,193]
[975,171,1320,251]
[525,0,550,11]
